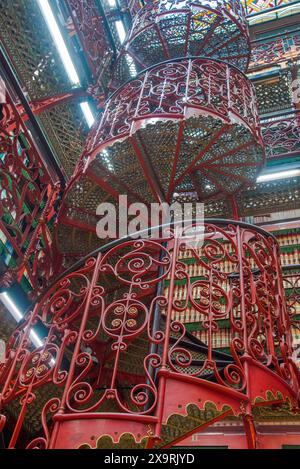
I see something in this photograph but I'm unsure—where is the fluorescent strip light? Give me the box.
[37,1,96,128]
[257,169,300,183]
[115,20,126,44]
[37,0,80,86]
[0,292,46,350]
[0,292,23,322]
[80,102,95,128]
[29,329,43,348]
[107,0,117,7]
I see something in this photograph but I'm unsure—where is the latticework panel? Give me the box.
[0,87,59,293]
[38,102,90,178]
[0,0,91,179]
[113,0,250,86]
[250,33,300,70]
[262,112,300,159]
[0,0,71,100]
[254,71,292,115]
[175,178,300,218]
[237,176,300,216]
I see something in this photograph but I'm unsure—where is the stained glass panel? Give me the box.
[243,0,298,15]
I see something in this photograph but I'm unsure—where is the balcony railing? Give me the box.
[262,111,300,160]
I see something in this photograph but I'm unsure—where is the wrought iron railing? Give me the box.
[114,0,250,86]
[250,32,300,69]
[261,111,300,160]
[0,220,299,448]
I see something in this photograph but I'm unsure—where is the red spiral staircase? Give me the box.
[0,0,299,450]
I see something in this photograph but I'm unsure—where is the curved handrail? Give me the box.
[54,218,277,288]
[14,218,278,320]
[283,264,300,272]
[107,55,252,102]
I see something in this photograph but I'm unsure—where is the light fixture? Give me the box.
[115,20,126,44]
[0,292,23,322]
[29,329,43,348]
[125,54,138,78]
[0,292,44,349]
[102,149,114,172]
[37,0,95,128]
[80,102,95,128]
[257,168,300,183]
[37,0,80,86]
[107,0,117,7]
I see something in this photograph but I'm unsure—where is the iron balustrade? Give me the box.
[0,220,299,448]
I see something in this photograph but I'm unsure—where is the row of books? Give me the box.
[170,307,241,324]
[281,250,300,266]
[192,329,231,349]
[178,249,300,265]
[167,250,300,280]
[169,303,300,323]
[165,281,299,303]
[176,231,300,262]
[190,328,300,351]
[286,303,300,316]
[276,231,300,247]
[291,327,300,346]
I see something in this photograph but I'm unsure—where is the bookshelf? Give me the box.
[164,226,300,354]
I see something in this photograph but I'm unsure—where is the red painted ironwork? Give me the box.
[262,111,300,160]
[250,33,300,70]
[0,86,60,294]
[0,220,299,448]
[65,57,264,213]
[113,0,250,87]
[3,90,89,134]
[66,0,115,93]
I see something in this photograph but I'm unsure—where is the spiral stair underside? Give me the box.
[56,1,260,257]
[57,57,264,255]
[113,0,250,86]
